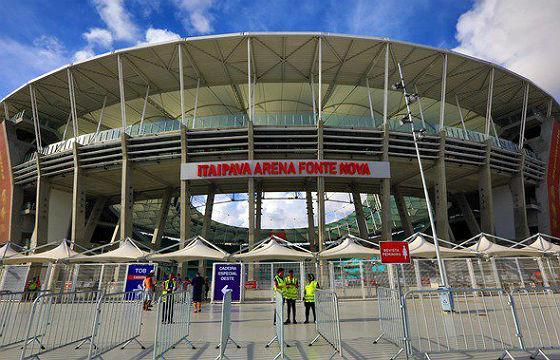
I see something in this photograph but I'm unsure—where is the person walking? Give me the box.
[273,268,286,325]
[143,272,154,311]
[303,273,319,323]
[161,274,177,324]
[284,269,299,324]
[192,272,205,313]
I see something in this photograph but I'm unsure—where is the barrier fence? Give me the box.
[375,286,560,359]
[153,288,195,359]
[266,292,287,359]
[87,290,145,359]
[309,289,343,358]
[20,290,99,359]
[215,289,241,359]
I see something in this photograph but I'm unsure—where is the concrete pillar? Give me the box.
[306,190,316,251]
[317,121,326,252]
[179,126,191,244]
[71,142,86,247]
[199,187,215,276]
[352,189,368,239]
[247,121,256,250]
[119,133,133,240]
[151,188,173,247]
[255,184,262,239]
[434,131,450,240]
[380,126,392,241]
[394,188,414,237]
[510,155,530,240]
[84,197,106,244]
[479,141,495,234]
[454,193,480,236]
[32,156,50,249]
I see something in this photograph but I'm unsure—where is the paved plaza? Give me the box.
[2,299,559,359]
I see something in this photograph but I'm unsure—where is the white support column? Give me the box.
[29,85,43,151]
[318,36,322,122]
[439,53,448,129]
[95,96,107,137]
[366,77,375,125]
[490,258,502,288]
[359,261,366,299]
[413,259,422,288]
[139,85,150,133]
[178,44,186,126]
[455,95,467,132]
[514,258,526,287]
[247,37,252,121]
[193,78,200,128]
[311,74,317,123]
[380,42,392,241]
[415,85,426,129]
[537,258,551,287]
[485,67,495,136]
[117,54,127,130]
[519,83,530,149]
[2,102,8,122]
[466,259,477,289]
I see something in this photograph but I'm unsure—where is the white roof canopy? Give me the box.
[71,238,150,263]
[233,235,314,261]
[0,243,22,262]
[407,233,475,258]
[521,233,560,254]
[319,234,379,259]
[466,234,540,257]
[4,241,80,264]
[148,236,229,262]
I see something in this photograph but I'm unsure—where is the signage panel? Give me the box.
[181,160,390,180]
[212,263,241,302]
[380,241,411,264]
[124,263,156,292]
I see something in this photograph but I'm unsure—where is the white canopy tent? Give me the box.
[406,233,475,258]
[233,235,314,261]
[0,243,23,263]
[148,236,229,262]
[70,238,151,263]
[462,233,541,257]
[520,233,560,254]
[3,241,80,264]
[319,234,380,259]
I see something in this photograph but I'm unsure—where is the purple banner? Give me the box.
[212,263,241,302]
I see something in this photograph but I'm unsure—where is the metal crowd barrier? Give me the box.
[309,289,343,358]
[0,291,50,349]
[375,286,560,359]
[20,290,99,359]
[87,290,145,359]
[266,292,288,359]
[215,289,241,359]
[153,288,195,359]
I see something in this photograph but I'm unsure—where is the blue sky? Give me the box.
[0,0,558,229]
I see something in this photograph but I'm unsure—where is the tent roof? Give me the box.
[233,235,314,261]
[522,234,560,254]
[72,238,150,262]
[0,243,21,262]
[148,236,229,262]
[319,234,379,259]
[468,234,539,257]
[4,241,79,264]
[408,233,475,258]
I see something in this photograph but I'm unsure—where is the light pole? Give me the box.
[394,63,448,288]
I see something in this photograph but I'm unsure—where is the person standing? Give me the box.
[284,269,299,324]
[303,273,319,323]
[143,272,154,311]
[273,268,286,325]
[161,274,176,323]
[191,272,205,313]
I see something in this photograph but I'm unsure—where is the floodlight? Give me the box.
[392,82,404,90]
[399,115,412,126]
[406,93,419,104]
[415,128,427,140]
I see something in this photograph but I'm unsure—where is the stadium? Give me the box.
[0,32,560,359]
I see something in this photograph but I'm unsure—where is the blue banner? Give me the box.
[212,263,241,302]
[125,264,156,292]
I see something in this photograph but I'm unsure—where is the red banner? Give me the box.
[0,123,12,244]
[548,121,560,237]
[380,241,411,264]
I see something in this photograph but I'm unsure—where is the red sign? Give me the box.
[181,160,390,180]
[548,121,560,237]
[244,281,257,289]
[380,241,411,264]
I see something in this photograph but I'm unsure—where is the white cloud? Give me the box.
[0,36,68,96]
[73,48,96,62]
[144,27,181,44]
[92,0,140,41]
[173,0,215,34]
[454,0,560,98]
[83,27,113,48]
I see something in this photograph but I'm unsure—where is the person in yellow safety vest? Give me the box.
[273,268,286,325]
[162,274,177,324]
[303,273,319,323]
[284,269,299,324]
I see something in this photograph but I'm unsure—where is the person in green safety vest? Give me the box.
[303,273,319,323]
[273,268,286,325]
[162,273,177,324]
[284,269,299,324]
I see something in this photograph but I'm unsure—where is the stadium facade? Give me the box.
[0,32,558,259]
